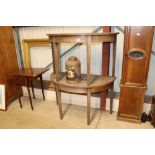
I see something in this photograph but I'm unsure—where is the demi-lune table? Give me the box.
[48,33,118,125]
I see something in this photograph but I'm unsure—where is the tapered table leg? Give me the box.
[40,75,45,100]
[56,85,63,119]
[30,79,35,99]
[87,89,91,125]
[26,76,33,110]
[110,85,114,114]
[16,77,22,108]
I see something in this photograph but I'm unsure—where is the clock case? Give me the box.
[117,26,154,123]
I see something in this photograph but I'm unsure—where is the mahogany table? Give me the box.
[48,33,118,125]
[8,68,49,110]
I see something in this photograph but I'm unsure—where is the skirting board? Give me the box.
[22,87,151,113]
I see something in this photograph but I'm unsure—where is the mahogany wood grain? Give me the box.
[49,33,118,125]
[16,77,22,108]
[121,27,154,86]
[112,40,117,77]
[8,68,49,78]
[118,85,146,123]
[110,85,114,114]
[56,84,63,119]
[86,36,91,85]
[101,26,111,111]
[40,75,45,100]
[48,33,118,43]
[30,80,35,99]
[52,38,60,82]
[117,26,154,123]
[26,76,33,110]
[51,73,116,94]
[0,26,22,108]
[87,89,91,125]
[8,68,49,110]
[48,33,118,36]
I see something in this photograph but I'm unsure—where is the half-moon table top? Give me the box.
[51,73,115,94]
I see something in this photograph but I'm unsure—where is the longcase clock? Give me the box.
[117,26,154,123]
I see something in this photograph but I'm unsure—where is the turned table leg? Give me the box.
[40,75,45,100]
[16,77,22,108]
[56,85,63,119]
[26,76,33,110]
[30,79,35,99]
[110,85,114,114]
[87,89,91,125]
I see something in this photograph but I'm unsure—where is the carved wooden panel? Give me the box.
[118,86,146,123]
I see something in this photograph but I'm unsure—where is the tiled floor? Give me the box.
[0,97,153,129]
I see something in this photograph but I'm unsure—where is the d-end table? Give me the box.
[8,68,49,110]
[48,33,118,125]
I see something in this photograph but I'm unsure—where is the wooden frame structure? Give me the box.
[101,26,111,110]
[48,33,118,125]
[117,26,154,123]
[22,39,51,68]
